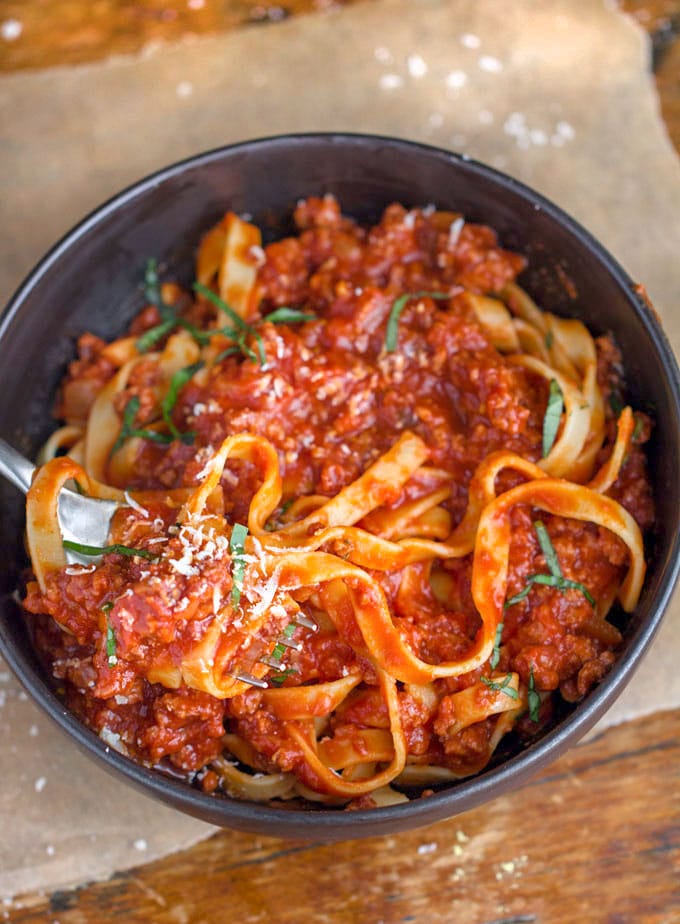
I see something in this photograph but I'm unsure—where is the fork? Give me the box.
[0,436,309,688]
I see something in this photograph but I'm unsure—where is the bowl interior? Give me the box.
[1,134,679,838]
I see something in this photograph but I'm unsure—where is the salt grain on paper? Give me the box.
[133,839,148,852]
[1,19,22,41]
[460,32,481,49]
[555,120,575,140]
[407,54,428,79]
[445,70,468,90]
[46,845,55,857]
[34,777,47,793]
[379,74,404,91]
[478,55,503,74]
[176,80,193,99]
[374,46,392,64]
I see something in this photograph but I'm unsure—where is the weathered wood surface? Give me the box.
[1,0,679,159]
[5,709,679,923]
[1,2,679,920]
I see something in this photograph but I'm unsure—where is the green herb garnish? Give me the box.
[490,622,503,670]
[264,498,295,531]
[527,666,540,722]
[161,362,203,442]
[213,345,241,364]
[111,396,173,455]
[632,415,645,443]
[545,330,554,349]
[136,318,177,354]
[269,667,298,686]
[504,520,595,609]
[100,602,117,666]
[143,259,170,317]
[270,623,297,662]
[384,291,450,353]
[263,307,316,325]
[112,386,197,455]
[534,520,560,576]
[480,673,519,700]
[194,282,266,366]
[64,540,158,561]
[609,392,625,418]
[229,523,249,608]
[542,379,564,457]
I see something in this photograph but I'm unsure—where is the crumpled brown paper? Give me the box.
[1,0,679,900]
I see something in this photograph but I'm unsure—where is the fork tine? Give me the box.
[292,613,317,630]
[233,671,269,688]
[259,656,286,669]
[275,636,303,652]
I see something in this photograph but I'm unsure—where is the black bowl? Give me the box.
[1,133,679,839]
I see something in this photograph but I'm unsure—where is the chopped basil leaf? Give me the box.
[609,392,625,418]
[527,667,541,722]
[270,622,297,661]
[229,523,249,608]
[193,282,250,334]
[505,522,595,609]
[194,282,267,366]
[530,573,595,606]
[269,667,298,686]
[504,583,534,609]
[506,572,594,608]
[64,540,158,561]
[385,291,450,353]
[103,605,118,666]
[632,415,644,442]
[214,345,241,364]
[113,382,197,454]
[542,378,564,457]
[144,259,174,322]
[490,622,503,669]
[263,307,316,325]
[264,498,295,531]
[112,396,176,454]
[111,395,141,455]
[136,317,177,353]
[533,519,562,578]
[161,362,203,441]
[480,673,519,700]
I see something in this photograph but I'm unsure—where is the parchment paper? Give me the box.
[1,0,679,900]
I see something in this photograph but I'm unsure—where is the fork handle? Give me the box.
[0,437,35,495]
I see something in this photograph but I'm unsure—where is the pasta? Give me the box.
[22,197,654,808]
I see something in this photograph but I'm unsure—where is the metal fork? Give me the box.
[0,437,118,562]
[0,436,312,687]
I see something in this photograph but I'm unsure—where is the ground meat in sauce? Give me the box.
[25,198,655,794]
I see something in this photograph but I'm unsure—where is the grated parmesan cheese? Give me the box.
[124,491,149,517]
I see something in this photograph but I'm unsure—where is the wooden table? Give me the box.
[2,2,679,922]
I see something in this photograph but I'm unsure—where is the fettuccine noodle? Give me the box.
[22,198,653,807]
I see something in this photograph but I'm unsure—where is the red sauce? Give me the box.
[24,197,655,797]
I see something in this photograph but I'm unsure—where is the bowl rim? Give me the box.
[2,131,680,836]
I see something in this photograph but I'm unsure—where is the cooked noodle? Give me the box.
[22,198,653,807]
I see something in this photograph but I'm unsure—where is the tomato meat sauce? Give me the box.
[24,197,654,799]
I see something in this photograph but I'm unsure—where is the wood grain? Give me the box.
[1,1,678,153]
[5,708,679,923]
[0,2,679,920]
